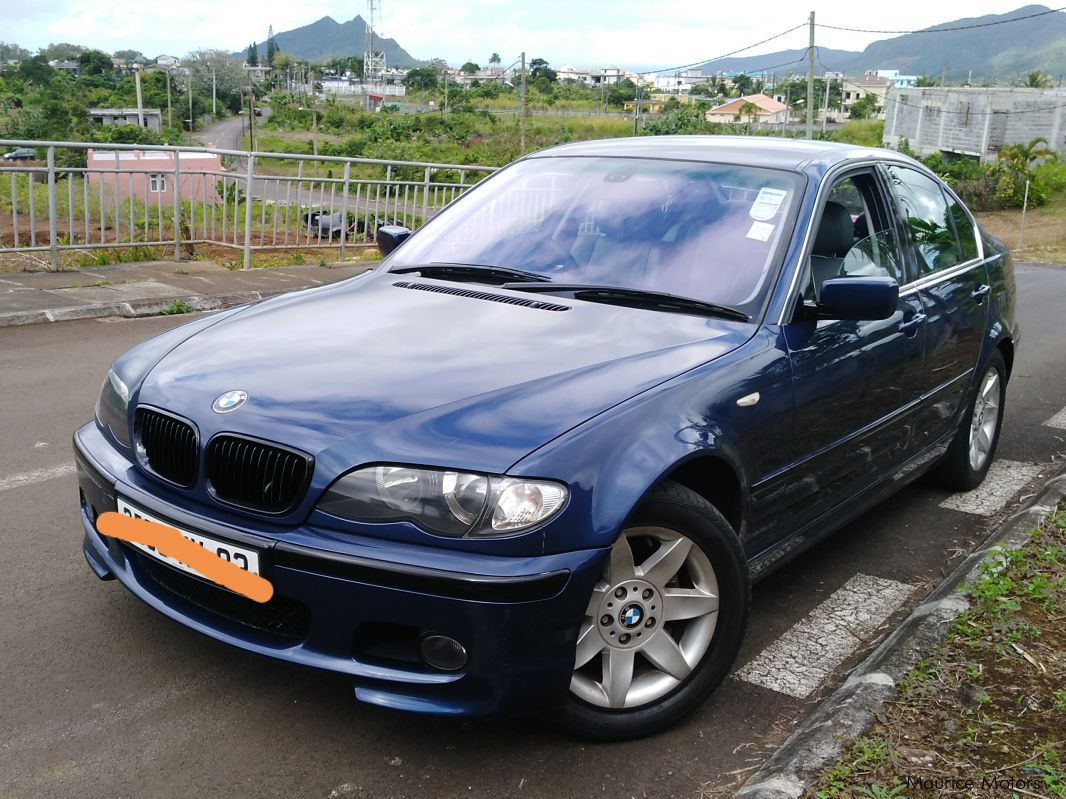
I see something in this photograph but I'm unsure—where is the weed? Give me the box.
[160,300,194,315]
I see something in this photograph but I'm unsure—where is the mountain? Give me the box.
[235,16,424,67]
[698,47,858,77]
[699,5,1066,81]
[845,5,1066,80]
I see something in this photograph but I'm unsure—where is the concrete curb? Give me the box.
[733,465,1066,799]
[0,289,289,328]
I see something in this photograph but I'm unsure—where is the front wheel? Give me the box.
[545,481,749,740]
[936,350,1007,491]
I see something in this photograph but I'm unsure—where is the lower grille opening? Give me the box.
[135,552,311,642]
[355,622,423,665]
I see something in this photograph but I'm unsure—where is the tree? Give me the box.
[78,49,114,77]
[246,43,258,67]
[266,27,278,67]
[0,42,31,65]
[915,75,938,87]
[731,73,753,96]
[403,66,438,90]
[738,101,760,127]
[185,49,247,111]
[460,61,480,74]
[1023,70,1053,88]
[997,136,1056,171]
[849,92,879,120]
[606,78,637,107]
[113,49,146,64]
[39,42,86,61]
[489,52,501,66]
[529,58,557,83]
[17,55,55,85]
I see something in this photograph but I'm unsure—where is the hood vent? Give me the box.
[392,281,570,312]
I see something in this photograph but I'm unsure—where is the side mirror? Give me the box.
[377,225,412,256]
[817,276,899,321]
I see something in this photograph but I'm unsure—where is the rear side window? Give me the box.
[885,165,963,275]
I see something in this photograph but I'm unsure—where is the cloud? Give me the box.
[7,0,1037,67]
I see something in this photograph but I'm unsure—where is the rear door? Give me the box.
[882,163,990,448]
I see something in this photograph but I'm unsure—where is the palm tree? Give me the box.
[1023,70,1053,88]
[997,136,1056,171]
[489,52,501,66]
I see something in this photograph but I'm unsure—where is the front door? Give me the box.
[765,169,927,538]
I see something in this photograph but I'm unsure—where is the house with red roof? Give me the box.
[705,93,789,125]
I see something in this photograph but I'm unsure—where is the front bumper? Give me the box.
[74,422,606,717]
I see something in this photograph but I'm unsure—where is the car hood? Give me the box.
[137,271,753,476]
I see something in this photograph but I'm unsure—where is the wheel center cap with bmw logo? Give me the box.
[620,604,644,629]
[212,390,248,413]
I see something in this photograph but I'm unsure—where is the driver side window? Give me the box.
[805,173,904,300]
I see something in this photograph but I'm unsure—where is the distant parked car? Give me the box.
[3,147,37,161]
[76,137,1017,741]
[253,107,263,117]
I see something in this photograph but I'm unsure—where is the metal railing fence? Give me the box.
[0,139,497,270]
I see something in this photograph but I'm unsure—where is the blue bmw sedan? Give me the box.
[75,136,1017,740]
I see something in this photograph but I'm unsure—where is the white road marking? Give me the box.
[736,574,915,698]
[939,459,1043,516]
[1045,407,1066,430]
[0,463,76,492]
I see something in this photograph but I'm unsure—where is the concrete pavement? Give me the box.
[0,258,376,327]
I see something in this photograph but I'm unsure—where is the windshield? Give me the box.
[389,156,804,318]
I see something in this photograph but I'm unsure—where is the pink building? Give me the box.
[86,150,226,206]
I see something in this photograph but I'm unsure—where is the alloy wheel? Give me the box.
[968,368,1001,472]
[570,526,720,709]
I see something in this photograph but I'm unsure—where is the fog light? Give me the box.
[418,633,467,671]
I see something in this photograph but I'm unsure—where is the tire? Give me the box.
[935,350,1007,491]
[544,481,750,741]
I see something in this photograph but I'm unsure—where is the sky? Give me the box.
[6,0,1051,69]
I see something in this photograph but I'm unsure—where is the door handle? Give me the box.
[898,313,926,336]
[971,284,991,303]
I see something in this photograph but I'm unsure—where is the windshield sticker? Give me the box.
[747,221,775,242]
[750,187,788,221]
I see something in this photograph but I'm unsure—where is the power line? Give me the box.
[638,23,806,76]
[816,5,1066,34]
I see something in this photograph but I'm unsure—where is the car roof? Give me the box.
[526,135,910,174]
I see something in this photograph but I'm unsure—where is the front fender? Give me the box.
[509,328,793,556]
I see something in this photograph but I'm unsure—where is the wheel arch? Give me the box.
[654,454,745,535]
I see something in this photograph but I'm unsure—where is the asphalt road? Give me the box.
[1,263,1063,799]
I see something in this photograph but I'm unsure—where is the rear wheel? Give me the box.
[936,350,1007,491]
[546,481,749,740]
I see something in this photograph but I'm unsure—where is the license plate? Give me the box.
[114,497,262,578]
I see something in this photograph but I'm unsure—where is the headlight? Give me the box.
[319,466,567,537]
[95,369,131,448]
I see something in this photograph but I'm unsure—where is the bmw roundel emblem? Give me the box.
[620,604,644,629]
[212,390,248,413]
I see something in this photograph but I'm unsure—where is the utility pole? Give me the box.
[821,76,830,133]
[311,67,318,175]
[633,81,642,135]
[166,68,173,130]
[134,68,145,128]
[212,67,217,116]
[519,51,526,155]
[941,64,948,87]
[247,74,256,151]
[188,70,194,132]
[443,71,448,112]
[806,10,815,139]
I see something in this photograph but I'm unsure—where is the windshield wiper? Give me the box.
[390,263,552,284]
[500,283,750,322]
